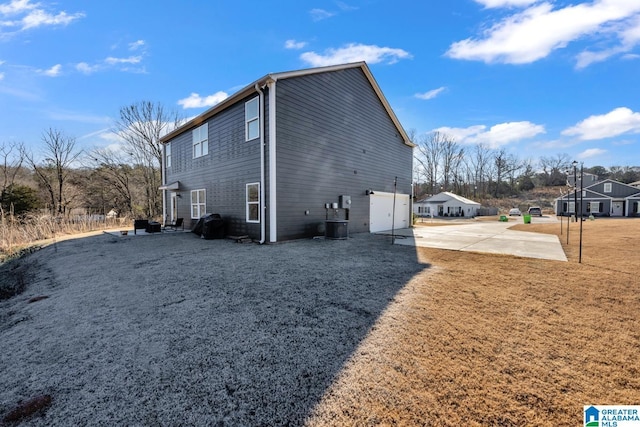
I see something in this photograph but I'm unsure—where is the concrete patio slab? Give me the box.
[382,217,567,261]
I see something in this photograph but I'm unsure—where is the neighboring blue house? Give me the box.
[555,178,640,217]
[159,62,414,242]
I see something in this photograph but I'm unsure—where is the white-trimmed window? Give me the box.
[589,202,600,213]
[245,97,259,141]
[604,182,612,193]
[165,143,172,168]
[191,189,206,219]
[246,183,260,223]
[193,123,208,158]
[568,202,575,213]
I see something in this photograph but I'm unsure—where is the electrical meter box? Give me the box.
[339,195,351,209]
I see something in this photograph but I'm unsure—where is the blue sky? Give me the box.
[1,0,639,168]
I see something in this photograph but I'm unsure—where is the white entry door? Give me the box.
[369,191,410,233]
[170,192,178,222]
[612,201,623,216]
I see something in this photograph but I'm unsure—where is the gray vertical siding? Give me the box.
[164,96,264,238]
[274,68,413,240]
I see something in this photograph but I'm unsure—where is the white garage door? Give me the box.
[369,191,410,233]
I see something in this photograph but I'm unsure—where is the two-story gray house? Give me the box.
[159,62,414,242]
[555,178,640,217]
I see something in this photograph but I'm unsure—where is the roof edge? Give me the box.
[160,62,414,148]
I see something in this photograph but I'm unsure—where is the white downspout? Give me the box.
[161,143,167,225]
[255,83,266,244]
[267,78,277,242]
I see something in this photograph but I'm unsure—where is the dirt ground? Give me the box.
[306,218,640,426]
[1,218,638,426]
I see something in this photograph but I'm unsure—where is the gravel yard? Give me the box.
[0,231,427,425]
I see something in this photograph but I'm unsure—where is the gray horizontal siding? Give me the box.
[274,67,412,240]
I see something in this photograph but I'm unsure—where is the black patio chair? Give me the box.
[163,217,184,232]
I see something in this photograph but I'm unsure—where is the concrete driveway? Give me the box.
[386,216,567,261]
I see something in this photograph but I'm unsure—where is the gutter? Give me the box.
[267,78,277,243]
[255,83,266,244]
[161,143,166,225]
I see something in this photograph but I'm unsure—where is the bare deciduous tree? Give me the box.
[440,136,464,192]
[0,141,25,195]
[25,129,82,214]
[492,148,521,197]
[113,101,181,218]
[87,148,136,216]
[469,143,493,197]
[539,153,571,186]
[414,131,447,194]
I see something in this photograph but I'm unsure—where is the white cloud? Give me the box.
[75,53,146,75]
[310,8,335,21]
[76,62,100,74]
[336,1,358,12]
[300,43,412,67]
[433,125,487,143]
[578,148,607,159]
[575,49,620,69]
[0,0,36,15]
[575,15,640,68]
[415,87,446,100]
[20,8,84,29]
[41,63,61,76]
[434,121,545,148]
[105,56,142,65]
[0,71,4,80]
[285,39,307,50]
[0,0,83,37]
[562,107,640,140]
[178,91,229,109]
[447,0,640,66]
[128,40,145,51]
[475,0,539,8]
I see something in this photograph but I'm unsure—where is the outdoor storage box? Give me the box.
[325,220,348,240]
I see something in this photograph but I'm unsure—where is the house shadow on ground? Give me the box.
[0,232,429,425]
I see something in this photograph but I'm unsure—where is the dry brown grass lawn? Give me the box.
[306,218,640,426]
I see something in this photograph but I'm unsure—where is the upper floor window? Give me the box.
[245,97,259,141]
[603,182,612,193]
[193,123,208,158]
[165,143,172,168]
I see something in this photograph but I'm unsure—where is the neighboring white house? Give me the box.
[414,191,480,218]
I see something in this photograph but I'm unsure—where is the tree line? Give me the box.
[0,101,181,220]
[2,114,638,219]
[411,131,640,200]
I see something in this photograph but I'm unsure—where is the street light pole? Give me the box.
[566,190,570,244]
[579,163,584,263]
[573,160,578,223]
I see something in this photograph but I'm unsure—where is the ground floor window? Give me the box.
[191,189,206,219]
[246,183,260,223]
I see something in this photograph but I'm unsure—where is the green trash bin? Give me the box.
[523,214,531,224]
